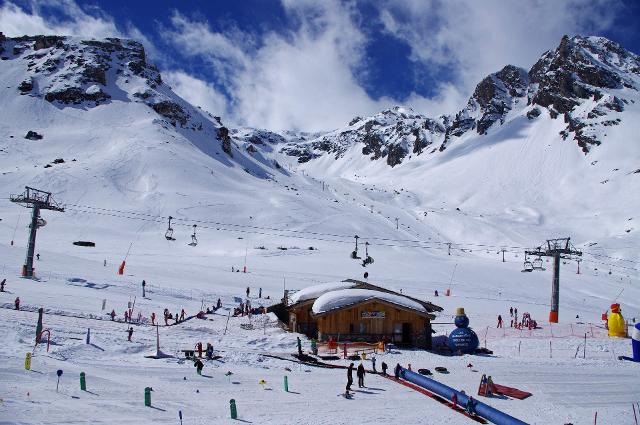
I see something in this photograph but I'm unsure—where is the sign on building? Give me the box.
[361,310,385,318]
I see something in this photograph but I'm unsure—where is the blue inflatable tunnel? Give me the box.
[400,367,528,425]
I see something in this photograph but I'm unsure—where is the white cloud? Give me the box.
[163,71,229,119]
[1,0,627,131]
[379,0,624,97]
[164,1,405,131]
[0,0,120,38]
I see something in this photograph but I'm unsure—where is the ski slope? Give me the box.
[1,35,639,424]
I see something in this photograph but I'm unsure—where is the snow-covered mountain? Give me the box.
[283,35,640,164]
[0,33,638,266]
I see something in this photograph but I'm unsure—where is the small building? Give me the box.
[286,279,442,348]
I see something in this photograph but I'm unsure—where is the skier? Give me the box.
[124,310,129,323]
[180,309,186,322]
[371,355,377,373]
[394,363,401,379]
[216,298,222,309]
[127,326,133,342]
[345,363,354,395]
[36,253,40,261]
[497,315,503,328]
[14,297,20,310]
[196,342,203,358]
[296,337,303,356]
[175,311,179,324]
[103,259,106,267]
[163,309,169,325]
[206,343,214,360]
[509,306,513,317]
[141,280,146,297]
[151,312,156,325]
[357,363,366,388]
[0,278,5,292]
[486,376,494,396]
[259,287,262,298]
[246,287,250,298]
[466,396,477,416]
[194,358,204,375]
[434,289,438,297]
[109,309,116,321]
[381,361,388,376]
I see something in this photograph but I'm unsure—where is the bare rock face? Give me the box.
[25,130,43,140]
[151,101,189,127]
[18,77,33,93]
[218,127,233,156]
[529,35,639,153]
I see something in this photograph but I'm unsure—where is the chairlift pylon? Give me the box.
[188,224,197,247]
[165,216,176,241]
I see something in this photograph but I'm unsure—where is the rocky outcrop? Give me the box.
[25,130,43,140]
[151,101,189,127]
[18,77,33,93]
[218,127,233,156]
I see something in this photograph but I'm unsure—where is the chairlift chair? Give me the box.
[532,256,545,271]
[362,241,374,267]
[521,261,534,272]
[165,216,176,241]
[351,235,361,259]
[188,224,197,247]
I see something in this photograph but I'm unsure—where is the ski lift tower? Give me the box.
[10,187,64,278]
[525,237,581,323]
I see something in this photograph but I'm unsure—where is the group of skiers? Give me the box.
[498,306,537,329]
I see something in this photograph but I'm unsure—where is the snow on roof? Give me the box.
[288,281,357,305]
[312,289,427,315]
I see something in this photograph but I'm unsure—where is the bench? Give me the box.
[181,349,195,359]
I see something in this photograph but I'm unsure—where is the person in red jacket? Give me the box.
[196,342,203,358]
[14,297,20,310]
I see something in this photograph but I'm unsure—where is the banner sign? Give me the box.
[361,311,385,319]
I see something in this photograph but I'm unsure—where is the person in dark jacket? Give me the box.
[394,363,401,379]
[127,326,133,341]
[381,361,388,376]
[194,358,204,375]
[14,297,20,310]
[357,363,366,388]
[0,278,5,292]
[346,363,354,394]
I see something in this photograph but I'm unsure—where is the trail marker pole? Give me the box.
[24,353,31,370]
[583,333,586,359]
[224,311,231,335]
[549,341,552,359]
[230,399,237,419]
[56,369,63,392]
[284,375,289,392]
[144,387,152,407]
[86,328,90,345]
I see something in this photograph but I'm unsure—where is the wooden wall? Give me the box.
[315,300,430,347]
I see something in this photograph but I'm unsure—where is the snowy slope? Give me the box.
[0,33,639,425]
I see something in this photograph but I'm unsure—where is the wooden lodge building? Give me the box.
[285,279,443,349]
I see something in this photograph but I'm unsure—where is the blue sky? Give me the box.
[1,0,639,131]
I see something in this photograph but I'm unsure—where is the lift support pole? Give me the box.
[10,187,64,278]
[525,238,581,324]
